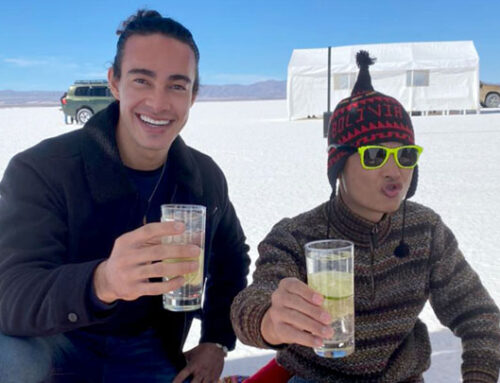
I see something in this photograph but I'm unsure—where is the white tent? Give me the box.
[287,41,479,120]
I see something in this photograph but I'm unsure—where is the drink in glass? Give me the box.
[161,204,206,312]
[306,239,354,358]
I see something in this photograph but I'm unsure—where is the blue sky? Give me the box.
[1,0,499,91]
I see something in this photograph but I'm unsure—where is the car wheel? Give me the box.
[76,108,93,124]
[485,93,500,108]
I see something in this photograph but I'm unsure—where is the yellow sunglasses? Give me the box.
[329,144,423,170]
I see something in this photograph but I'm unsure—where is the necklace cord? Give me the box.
[142,162,167,225]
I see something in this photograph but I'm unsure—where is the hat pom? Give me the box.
[352,50,376,95]
[356,50,376,68]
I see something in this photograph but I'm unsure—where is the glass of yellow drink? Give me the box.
[306,239,354,358]
[161,204,206,312]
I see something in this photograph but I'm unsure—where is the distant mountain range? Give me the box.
[0,90,63,106]
[0,80,286,107]
[197,80,286,101]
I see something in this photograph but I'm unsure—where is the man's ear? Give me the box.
[108,68,120,100]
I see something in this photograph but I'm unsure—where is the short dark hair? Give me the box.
[112,9,200,95]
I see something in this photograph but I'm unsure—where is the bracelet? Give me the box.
[214,343,228,357]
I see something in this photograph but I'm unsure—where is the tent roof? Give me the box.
[289,41,478,73]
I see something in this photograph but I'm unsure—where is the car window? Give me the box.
[75,87,90,96]
[90,87,109,97]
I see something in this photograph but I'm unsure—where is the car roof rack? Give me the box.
[74,80,109,85]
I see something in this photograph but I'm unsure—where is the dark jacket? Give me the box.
[0,102,250,360]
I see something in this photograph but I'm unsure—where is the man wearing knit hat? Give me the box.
[231,51,500,382]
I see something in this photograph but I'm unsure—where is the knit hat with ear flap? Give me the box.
[327,50,418,198]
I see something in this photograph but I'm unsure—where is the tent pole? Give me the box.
[327,46,331,112]
[409,70,414,115]
[323,46,332,138]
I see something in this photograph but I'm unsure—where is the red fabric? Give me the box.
[243,358,292,383]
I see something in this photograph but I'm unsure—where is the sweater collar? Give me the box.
[80,101,203,204]
[326,194,392,247]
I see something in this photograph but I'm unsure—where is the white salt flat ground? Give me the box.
[0,101,499,382]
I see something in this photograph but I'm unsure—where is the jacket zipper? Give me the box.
[369,226,379,300]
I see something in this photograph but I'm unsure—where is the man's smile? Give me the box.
[138,114,172,127]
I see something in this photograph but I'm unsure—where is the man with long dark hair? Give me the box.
[0,10,250,382]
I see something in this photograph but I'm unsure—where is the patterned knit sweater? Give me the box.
[231,197,500,382]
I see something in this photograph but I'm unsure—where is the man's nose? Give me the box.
[146,87,171,114]
[382,153,401,177]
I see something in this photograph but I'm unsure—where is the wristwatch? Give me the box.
[214,343,228,357]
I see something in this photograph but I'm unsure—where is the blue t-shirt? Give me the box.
[126,163,171,224]
[90,162,172,310]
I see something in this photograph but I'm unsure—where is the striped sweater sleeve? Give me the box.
[230,218,304,349]
[429,217,500,382]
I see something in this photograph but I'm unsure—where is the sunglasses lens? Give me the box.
[397,147,419,167]
[363,148,387,168]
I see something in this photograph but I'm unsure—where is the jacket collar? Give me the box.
[80,101,203,204]
[325,194,392,247]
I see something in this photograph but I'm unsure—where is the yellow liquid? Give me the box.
[163,249,204,286]
[308,271,353,319]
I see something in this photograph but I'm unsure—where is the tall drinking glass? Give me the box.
[306,239,354,358]
[161,204,206,312]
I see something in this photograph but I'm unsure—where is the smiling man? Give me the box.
[0,10,250,383]
[110,33,197,170]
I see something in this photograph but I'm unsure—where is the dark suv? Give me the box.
[60,80,115,124]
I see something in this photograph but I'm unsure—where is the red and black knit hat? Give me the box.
[327,50,418,198]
